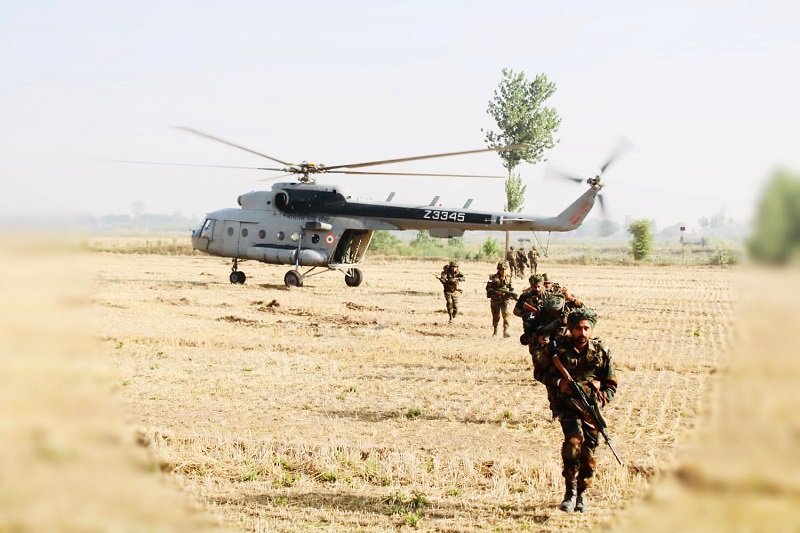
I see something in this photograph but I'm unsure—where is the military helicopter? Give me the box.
[177,127,612,288]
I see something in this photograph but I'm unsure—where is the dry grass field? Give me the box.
[3,238,798,531]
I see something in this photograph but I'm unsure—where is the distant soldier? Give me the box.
[485,262,515,337]
[528,247,539,274]
[536,308,617,513]
[505,247,518,278]
[516,247,528,278]
[438,260,465,323]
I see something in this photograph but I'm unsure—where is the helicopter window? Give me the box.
[311,234,320,244]
[200,219,214,239]
[241,228,249,237]
[258,229,266,239]
[227,227,234,237]
[277,231,285,241]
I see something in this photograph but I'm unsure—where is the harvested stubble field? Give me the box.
[4,243,798,531]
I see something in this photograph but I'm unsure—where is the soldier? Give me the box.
[485,262,515,337]
[513,274,546,321]
[536,308,617,513]
[528,247,539,274]
[505,246,518,278]
[516,247,528,278]
[541,273,583,308]
[438,260,465,323]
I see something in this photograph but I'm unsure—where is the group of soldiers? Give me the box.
[436,258,618,513]
[504,245,539,279]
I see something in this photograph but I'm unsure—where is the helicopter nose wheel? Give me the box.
[284,270,304,288]
[344,267,363,287]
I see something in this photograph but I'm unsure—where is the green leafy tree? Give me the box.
[485,68,561,252]
[481,236,501,259]
[370,230,403,254]
[628,219,654,261]
[747,170,800,264]
[410,230,437,247]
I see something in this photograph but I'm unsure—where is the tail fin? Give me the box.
[552,188,599,231]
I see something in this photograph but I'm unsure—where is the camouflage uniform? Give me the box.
[516,248,528,278]
[536,310,617,512]
[528,248,539,274]
[505,248,518,278]
[513,274,546,321]
[485,262,514,337]
[440,261,465,323]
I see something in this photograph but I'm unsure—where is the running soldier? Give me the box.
[536,308,617,513]
[516,247,528,278]
[528,247,539,274]
[513,274,546,321]
[485,262,515,338]
[505,247,518,278]
[438,260,465,323]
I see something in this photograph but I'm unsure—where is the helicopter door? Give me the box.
[332,229,373,264]
[221,220,241,257]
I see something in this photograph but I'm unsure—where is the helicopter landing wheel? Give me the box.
[284,270,303,288]
[344,267,363,287]
[229,271,246,284]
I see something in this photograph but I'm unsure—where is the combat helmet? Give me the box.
[529,274,544,285]
[543,295,565,314]
[449,260,459,268]
[497,261,508,270]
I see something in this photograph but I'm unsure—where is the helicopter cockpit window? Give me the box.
[277,231,285,241]
[200,219,214,239]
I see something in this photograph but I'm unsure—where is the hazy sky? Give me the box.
[2,0,797,230]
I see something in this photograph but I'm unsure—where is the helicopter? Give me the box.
[177,127,615,288]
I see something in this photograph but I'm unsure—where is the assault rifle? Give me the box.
[492,287,518,300]
[552,351,624,465]
[433,273,462,293]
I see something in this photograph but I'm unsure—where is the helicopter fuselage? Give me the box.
[190,180,599,287]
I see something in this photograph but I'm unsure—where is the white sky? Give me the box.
[1,0,798,230]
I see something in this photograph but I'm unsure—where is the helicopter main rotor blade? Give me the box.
[325,144,532,171]
[323,170,505,178]
[113,160,274,171]
[258,173,295,182]
[545,165,585,184]
[175,126,293,167]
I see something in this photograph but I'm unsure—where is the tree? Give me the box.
[485,68,561,252]
[628,219,654,261]
[481,236,501,260]
[747,170,800,264]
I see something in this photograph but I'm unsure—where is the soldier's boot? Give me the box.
[503,326,511,338]
[493,325,498,337]
[559,480,578,512]
[575,489,587,512]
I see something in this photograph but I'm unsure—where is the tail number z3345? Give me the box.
[423,210,465,222]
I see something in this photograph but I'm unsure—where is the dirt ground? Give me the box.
[2,244,797,531]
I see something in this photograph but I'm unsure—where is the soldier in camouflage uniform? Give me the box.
[505,247,518,278]
[485,262,515,337]
[536,308,617,513]
[439,260,465,323]
[516,247,528,278]
[528,247,539,274]
[541,273,583,308]
[513,274,546,321]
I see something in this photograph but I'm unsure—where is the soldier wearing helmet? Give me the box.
[438,260,465,323]
[514,274,546,321]
[537,308,617,514]
[485,261,515,337]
